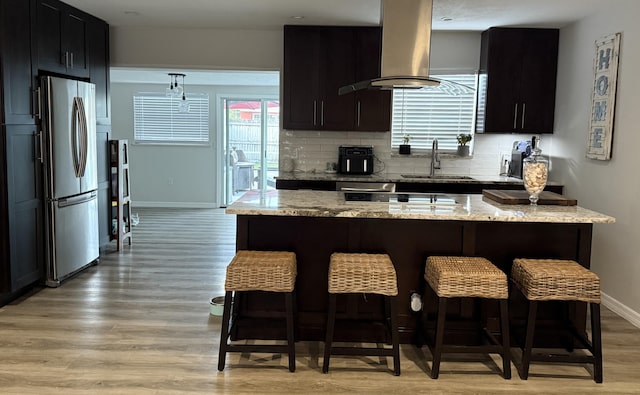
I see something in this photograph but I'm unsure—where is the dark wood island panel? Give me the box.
[232,214,593,346]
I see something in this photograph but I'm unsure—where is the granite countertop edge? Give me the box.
[225,190,615,224]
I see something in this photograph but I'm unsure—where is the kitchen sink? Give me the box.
[400,174,475,180]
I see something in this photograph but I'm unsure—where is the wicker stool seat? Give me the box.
[425,256,509,299]
[511,258,603,383]
[224,250,297,292]
[218,251,297,372]
[422,256,511,379]
[323,253,400,375]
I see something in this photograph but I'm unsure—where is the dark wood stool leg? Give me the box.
[322,293,337,374]
[285,292,296,372]
[431,297,447,379]
[388,295,401,376]
[591,303,603,383]
[563,301,575,352]
[217,290,234,371]
[499,299,511,379]
[292,289,299,341]
[520,300,538,380]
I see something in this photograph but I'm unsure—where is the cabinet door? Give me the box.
[4,124,45,291]
[283,26,322,130]
[479,28,523,133]
[354,27,391,132]
[1,0,37,124]
[63,9,89,78]
[88,17,110,123]
[37,0,66,75]
[519,29,559,133]
[320,28,355,131]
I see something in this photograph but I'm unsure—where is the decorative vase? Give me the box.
[523,137,548,205]
[456,145,470,157]
[399,144,411,155]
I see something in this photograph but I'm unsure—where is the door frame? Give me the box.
[215,94,279,206]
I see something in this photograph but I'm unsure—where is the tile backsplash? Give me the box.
[280,130,547,177]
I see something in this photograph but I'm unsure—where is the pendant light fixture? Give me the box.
[166,72,190,113]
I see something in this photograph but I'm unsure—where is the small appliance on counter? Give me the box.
[338,146,374,175]
[508,140,532,179]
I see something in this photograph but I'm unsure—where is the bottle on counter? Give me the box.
[523,136,548,205]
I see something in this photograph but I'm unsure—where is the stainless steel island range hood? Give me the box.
[339,0,440,95]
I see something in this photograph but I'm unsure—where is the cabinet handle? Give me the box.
[513,103,518,129]
[321,101,325,126]
[357,101,361,127]
[521,102,526,129]
[35,131,44,163]
[70,52,74,69]
[33,87,42,119]
[313,100,317,126]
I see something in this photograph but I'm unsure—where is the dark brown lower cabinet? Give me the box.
[1,124,44,298]
[231,214,591,347]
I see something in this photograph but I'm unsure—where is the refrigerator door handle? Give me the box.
[57,190,97,208]
[72,96,89,177]
[71,97,81,177]
[77,97,88,177]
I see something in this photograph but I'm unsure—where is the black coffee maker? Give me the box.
[508,140,532,179]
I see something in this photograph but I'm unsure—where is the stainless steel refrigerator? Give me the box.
[40,76,99,287]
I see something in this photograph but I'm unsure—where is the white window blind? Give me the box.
[133,93,210,144]
[391,74,477,151]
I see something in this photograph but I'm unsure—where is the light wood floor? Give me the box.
[1,208,639,394]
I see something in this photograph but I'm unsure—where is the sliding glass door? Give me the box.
[222,98,279,205]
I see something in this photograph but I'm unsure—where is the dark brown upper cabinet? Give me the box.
[1,0,37,125]
[87,16,110,124]
[36,0,90,78]
[283,26,391,132]
[476,27,559,134]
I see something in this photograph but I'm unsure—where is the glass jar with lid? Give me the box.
[523,136,549,205]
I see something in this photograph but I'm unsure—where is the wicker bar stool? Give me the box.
[423,256,511,379]
[218,250,297,372]
[322,253,400,375]
[511,258,602,383]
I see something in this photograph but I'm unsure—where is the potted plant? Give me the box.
[399,134,411,155]
[456,133,472,157]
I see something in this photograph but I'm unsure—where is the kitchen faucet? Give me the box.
[430,138,441,176]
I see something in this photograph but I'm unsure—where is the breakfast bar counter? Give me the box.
[226,190,614,344]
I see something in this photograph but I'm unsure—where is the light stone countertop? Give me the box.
[225,189,615,224]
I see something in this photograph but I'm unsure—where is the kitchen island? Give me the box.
[225,189,614,345]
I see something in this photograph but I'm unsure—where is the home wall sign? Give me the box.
[587,33,621,161]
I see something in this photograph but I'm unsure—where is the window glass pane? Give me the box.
[391,74,477,151]
[133,93,210,145]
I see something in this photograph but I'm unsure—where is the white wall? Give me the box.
[109,25,281,207]
[553,0,640,325]
[111,82,278,207]
[110,26,282,70]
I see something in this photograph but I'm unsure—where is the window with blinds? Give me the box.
[391,74,478,151]
[133,93,210,144]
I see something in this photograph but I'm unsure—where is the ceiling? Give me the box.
[65,0,613,31]
[101,0,614,86]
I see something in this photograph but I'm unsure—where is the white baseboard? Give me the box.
[131,201,221,209]
[602,292,640,329]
